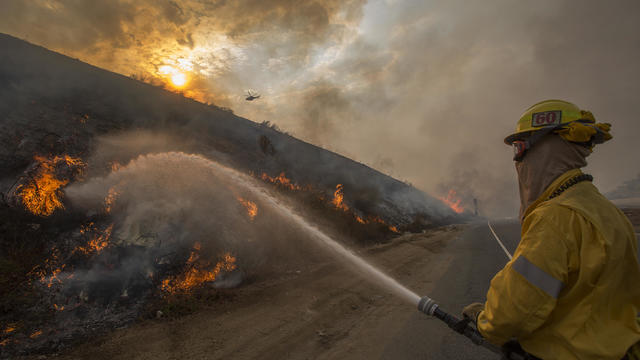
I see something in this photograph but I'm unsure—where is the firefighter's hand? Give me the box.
[462,302,484,324]
[450,317,471,334]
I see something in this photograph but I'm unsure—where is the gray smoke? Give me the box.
[3,0,639,217]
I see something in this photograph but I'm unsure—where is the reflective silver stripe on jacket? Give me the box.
[512,256,564,298]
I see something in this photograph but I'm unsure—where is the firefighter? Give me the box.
[462,100,640,359]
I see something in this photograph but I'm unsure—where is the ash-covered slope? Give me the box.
[0,33,455,228]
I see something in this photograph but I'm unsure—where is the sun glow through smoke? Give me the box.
[171,72,187,87]
[159,65,187,88]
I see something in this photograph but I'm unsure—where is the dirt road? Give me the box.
[56,222,516,360]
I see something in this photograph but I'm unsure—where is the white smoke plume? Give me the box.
[64,150,327,294]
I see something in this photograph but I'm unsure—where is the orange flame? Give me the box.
[0,339,9,346]
[29,330,42,339]
[237,197,258,220]
[17,155,85,216]
[160,243,237,294]
[44,267,63,288]
[369,215,400,233]
[29,251,55,286]
[3,327,15,335]
[332,184,350,211]
[74,223,114,255]
[331,185,399,233]
[28,248,76,288]
[260,172,303,191]
[53,304,65,311]
[439,189,464,214]
[260,173,400,233]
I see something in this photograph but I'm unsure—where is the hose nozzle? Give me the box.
[417,296,486,346]
[417,296,438,316]
[416,296,507,356]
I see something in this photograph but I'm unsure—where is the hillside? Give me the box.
[0,33,454,228]
[0,33,460,357]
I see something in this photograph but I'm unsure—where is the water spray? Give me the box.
[120,153,526,358]
[192,153,508,356]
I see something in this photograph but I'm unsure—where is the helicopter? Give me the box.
[245,91,261,101]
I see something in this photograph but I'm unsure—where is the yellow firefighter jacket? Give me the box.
[477,169,640,359]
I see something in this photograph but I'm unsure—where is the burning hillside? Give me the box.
[0,153,269,356]
[0,34,462,358]
[0,150,425,357]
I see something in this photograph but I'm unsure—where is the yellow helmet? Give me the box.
[504,99,596,145]
[506,99,612,161]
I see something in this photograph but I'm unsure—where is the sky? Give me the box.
[2,0,639,217]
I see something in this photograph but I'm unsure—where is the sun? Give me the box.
[171,72,187,87]
[159,65,188,88]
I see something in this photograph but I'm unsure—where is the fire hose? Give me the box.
[418,296,537,360]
